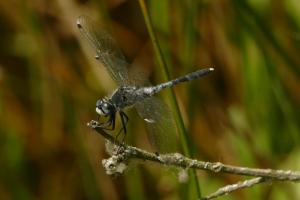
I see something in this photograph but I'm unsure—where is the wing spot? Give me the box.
[144,118,155,123]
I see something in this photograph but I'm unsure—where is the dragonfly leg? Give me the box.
[99,113,116,131]
[116,111,129,143]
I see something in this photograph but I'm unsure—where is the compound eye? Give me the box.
[96,100,111,115]
[96,100,102,107]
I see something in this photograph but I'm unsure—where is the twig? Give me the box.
[202,177,269,200]
[87,120,300,182]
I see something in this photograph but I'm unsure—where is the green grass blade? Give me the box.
[138,0,202,198]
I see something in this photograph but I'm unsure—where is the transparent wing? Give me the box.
[76,15,129,85]
[135,97,178,153]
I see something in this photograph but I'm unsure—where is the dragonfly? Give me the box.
[77,15,214,152]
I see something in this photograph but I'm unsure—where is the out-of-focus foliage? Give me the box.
[0,0,299,199]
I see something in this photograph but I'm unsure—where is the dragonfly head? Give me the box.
[96,98,115,116]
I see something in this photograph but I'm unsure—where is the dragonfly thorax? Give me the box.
[110,86,153,110]
[96,99,115,116]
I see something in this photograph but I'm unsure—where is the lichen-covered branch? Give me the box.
[87,120,300,182]
[202,177,269,200]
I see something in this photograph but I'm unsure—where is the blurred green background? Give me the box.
[1,0,300,199]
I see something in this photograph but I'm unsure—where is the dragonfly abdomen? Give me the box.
[148,68,214,95]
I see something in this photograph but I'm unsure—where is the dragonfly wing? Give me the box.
[135,97,178,153]
[77,15,129,85]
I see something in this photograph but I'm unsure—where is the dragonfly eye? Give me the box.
[96,99,113,115]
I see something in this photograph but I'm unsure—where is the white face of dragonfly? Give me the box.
[95,99,114,116]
